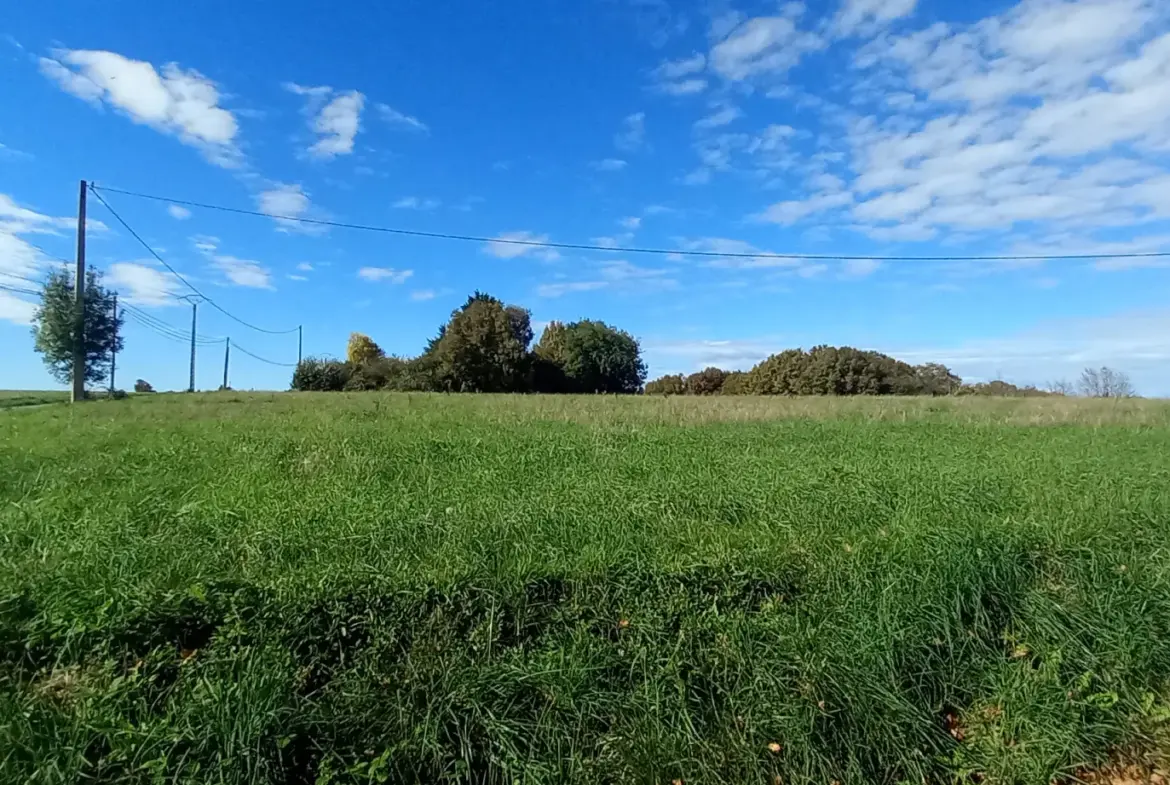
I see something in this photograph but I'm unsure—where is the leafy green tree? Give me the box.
[133,379,154,393]
[685,367,728,395]
[720,371,750,395]
[291,357,351,391]
[644,374,686,395]
[31,268,123,388]
[914,363,963,396]
[536,320,646,393]
[346,332,385,366]
[747,349,810,395]
[431,296,530,392]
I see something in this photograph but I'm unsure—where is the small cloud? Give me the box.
[377,103,428,132]
[536,280,608,298]
[296,262,313,272]
[591,158,628,172]
[255,182,325,235]
[841,258,881,278]
[192,236,273,289]
[107,261,181,305]
[288,274,309,282]
[483,231,560,261]
[651,53,708,95]
[357,266,413,283]
[167,205,191,220]
[660,79,708,95]
[410,289,437,301]
[619,216,642,230]
[615,112,646,152]
[393,196,440,209]
[694,105,742,130]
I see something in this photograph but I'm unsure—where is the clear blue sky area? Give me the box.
[3,0,1169,393]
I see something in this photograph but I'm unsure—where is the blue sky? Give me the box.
[3,0,1170,393]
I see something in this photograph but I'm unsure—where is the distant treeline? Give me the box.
[291,290,1091,397]
[646,347,1055,397]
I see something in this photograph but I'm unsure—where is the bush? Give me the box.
[644,374,686,395]
[292,357,351,392]
[720,371,750,395]
[535,320,646,394]
[685,367,728,396]
[133,379,154,393]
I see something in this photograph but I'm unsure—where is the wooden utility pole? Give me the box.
[222,337,230,390]
[109,293,117,396]
[297,325,303,365]
[188,299,198,392]
[71,180,87,403]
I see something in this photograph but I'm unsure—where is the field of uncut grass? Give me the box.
[3,393,1170,784]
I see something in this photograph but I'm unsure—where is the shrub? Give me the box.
[133,379,154,393]
[346,333,385,366]
[644,374,686,395]
[720,371,750,395]
[292,357,350,391]
[685,367,728,396]
[535,320,646,394]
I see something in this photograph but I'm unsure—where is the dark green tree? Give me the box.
[31,268,123,388]
[431,296,530,392]
[685,367,728,395]
[536,320,646,393]
[720,371,750,395]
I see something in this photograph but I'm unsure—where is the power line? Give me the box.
[232,341,298,367]
[87,186,300,335]
[122,305,222,345]
[0,283,40,297]
[91,183,1170,263]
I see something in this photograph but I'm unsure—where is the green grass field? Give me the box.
[0,390,68,410]
[3,393,1170,784]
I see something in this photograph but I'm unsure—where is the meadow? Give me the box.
[2,393,1170,784]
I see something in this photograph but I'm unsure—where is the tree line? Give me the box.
[293,292,647,393]
[293,291,1136,398]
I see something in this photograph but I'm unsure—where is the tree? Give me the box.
[685,367,728,395]
[430,296,530,392]
[720,371,750,395]
[747,349,810,395]
[134,379,155,393]
[346,333,385,366]
[292,357,351,391]
[644,374,686,395]
[535,320,646,393]
[31,268,123,388]
[914,363,963,396]
[1047,379,1076,396]
[1078,366,1135,398]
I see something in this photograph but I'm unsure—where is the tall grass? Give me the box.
[2,393,1169,784]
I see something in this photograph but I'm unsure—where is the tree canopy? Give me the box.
[31,268,123,388]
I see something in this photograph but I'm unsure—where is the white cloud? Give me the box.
[832,0,919,37]
[644,338,777,372]
[393,196,440,209]
[0,290,37,325]
[537,260,677,298]
[40,50,241,167]
[620,216,643,230]
[710,15,824,81]
[107,261,181,305]
[357,266,413,283]
[192,236,273,289]
[167,205,191,220]
[615,112,646,151]
[255,183,325,235]
[694,105,742,130]
[288,274,309,282]
[410,289,437,301]
[377,103,428,132]
[801,0,1170,247]
[841,258,882,278]
[285,84,364,159]
[591,158,628,171]
[652,54,708,94]
[483,231,561,261]
[296,262,314,272]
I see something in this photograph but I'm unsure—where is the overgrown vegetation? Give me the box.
[293,292,647,393]
[2,393,1170,784]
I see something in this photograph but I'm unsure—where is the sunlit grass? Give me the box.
[2,393,1169,784]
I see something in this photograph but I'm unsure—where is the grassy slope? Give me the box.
[0,390,68,410]
[2,393,1170,784]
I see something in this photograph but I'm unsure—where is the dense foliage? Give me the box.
[291,291,647,394]
[30,268,123,388]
